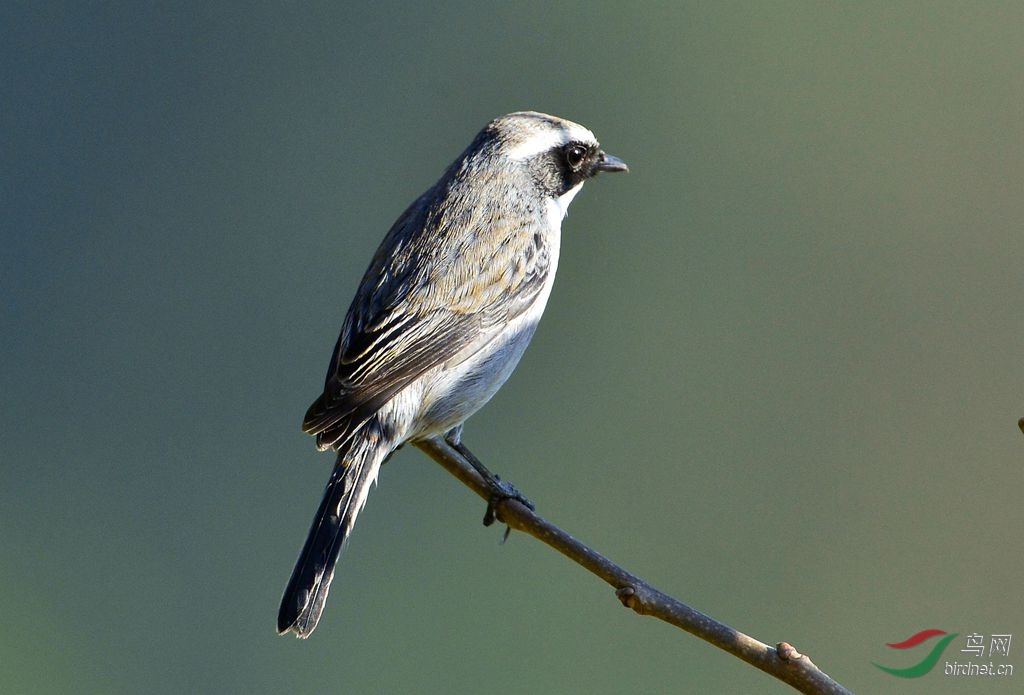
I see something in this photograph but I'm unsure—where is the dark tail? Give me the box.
[278,435,386,637]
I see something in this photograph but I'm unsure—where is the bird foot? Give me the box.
[482,476,534,534]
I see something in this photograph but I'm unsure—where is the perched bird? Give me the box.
[278,111,628,637]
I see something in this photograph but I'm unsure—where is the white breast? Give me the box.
[400,186,580,439]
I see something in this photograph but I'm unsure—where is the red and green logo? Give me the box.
[871,629,958,677]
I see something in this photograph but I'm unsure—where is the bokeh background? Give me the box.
[4,3,1022,693]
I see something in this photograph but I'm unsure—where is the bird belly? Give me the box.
[413,312,542,437]
[398,196,563,442]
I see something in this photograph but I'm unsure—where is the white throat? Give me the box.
[551,181,584,219]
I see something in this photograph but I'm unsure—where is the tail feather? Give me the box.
[278,435,385,637]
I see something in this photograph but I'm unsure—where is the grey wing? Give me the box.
[303,202,549,451]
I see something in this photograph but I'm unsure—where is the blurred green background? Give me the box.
[3,2,1022,693]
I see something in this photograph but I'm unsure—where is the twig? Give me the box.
[415,437,854,695]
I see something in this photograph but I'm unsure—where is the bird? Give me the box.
[278,111,628,637]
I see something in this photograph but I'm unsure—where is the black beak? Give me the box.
[593,151,629,174]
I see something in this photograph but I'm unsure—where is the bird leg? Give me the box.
[443,428,534,533]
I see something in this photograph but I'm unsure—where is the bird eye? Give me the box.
[564,144,587,170]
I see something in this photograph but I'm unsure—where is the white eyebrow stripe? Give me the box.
[507,123,598,161]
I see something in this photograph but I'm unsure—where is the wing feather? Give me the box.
[303,168,550,450]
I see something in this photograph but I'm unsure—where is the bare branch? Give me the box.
[415,437,854,695]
